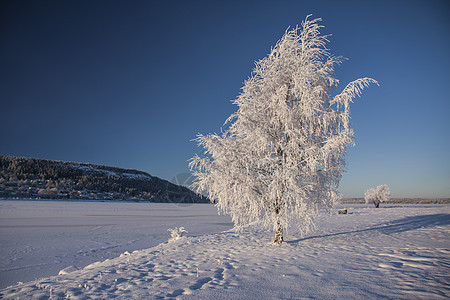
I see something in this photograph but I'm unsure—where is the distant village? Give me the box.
[1,176,145,201]
[0,155,207,203]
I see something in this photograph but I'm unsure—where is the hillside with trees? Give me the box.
[0,155,207,203]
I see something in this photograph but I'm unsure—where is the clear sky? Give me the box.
[1,0,449,198]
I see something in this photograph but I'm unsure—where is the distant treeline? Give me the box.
[0,155,208,203]
[340,198,450,204]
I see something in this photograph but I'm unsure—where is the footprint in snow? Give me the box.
[214,268,224,280]
[166,288,185,298]
[189,277,212,290]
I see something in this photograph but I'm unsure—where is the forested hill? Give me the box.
[0,155,207,203]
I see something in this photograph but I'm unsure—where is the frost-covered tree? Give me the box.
[168,227,188,242]
[365,185,390,208]
[190,16,377,244]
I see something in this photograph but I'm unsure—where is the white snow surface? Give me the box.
[0,200,232,289]
[1,201,449,299]
[74,165,152,180]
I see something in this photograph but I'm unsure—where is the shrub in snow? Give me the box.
[190,15,377,244]
[365,185,390,208]
[168,227,188,242]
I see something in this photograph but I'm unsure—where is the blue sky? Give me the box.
[1,0,449,198]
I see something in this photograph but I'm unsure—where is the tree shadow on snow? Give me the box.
[288,213,450,244]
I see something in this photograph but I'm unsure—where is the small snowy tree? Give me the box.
[168,227,188,242]
[365,185,390,208]
[190,16,377,244]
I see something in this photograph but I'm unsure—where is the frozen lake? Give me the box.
[0,200,232,288]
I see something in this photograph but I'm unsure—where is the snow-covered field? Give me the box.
[0,200,233,289]
[1,201,449,299]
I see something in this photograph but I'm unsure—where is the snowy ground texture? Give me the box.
[0,200,233,289]
[1,201,449,299]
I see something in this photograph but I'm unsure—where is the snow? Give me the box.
[1,201,449,299]
[74,164,152,180]
[0,200,233,289]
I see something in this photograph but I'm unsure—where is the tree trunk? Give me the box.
[273,223,283,244]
